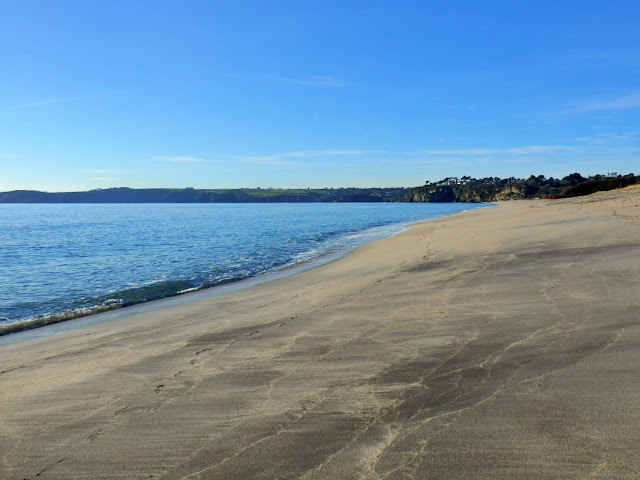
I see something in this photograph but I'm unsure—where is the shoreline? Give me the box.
[0,245,356,345]
[0,205,488,344]
[1,191,639,478]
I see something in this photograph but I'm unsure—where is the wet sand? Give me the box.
[1,190,639,479]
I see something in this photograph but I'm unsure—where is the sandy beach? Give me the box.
[1,190,639,479]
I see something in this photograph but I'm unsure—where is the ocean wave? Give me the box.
[0,301,123,336]
[0,221,416,336]
[1,203,487,337]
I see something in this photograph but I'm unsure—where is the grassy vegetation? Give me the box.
[203,189,231,194]
[242,188,327,198]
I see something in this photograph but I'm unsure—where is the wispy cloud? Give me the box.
[569,91,640,113]
[239,156,297,167]
[86,169,127,182]
[270,75,350,87]
[154,156,206,164]
[84,169,131,175]
[559,132,637,144]
[423,145,577,156]
[506,145,578,154]
[10,97,80,109]
[423,148,494,156]
[234,149,382,166]
[91,177,119,181]
[10,91,123,110]
[279,149,383,158]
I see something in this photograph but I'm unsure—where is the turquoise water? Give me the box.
[0,202,486,333]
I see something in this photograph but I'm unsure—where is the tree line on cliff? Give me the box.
[405,173,640,202]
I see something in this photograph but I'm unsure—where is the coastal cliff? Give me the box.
[404,185,456,203]
[405,183,526,203]
[406,173,639,203]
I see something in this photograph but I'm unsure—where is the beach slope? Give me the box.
[1,190,639,479]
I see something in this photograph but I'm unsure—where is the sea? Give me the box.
[0,202,487,337]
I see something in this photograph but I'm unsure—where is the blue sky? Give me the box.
[1,1,639,191]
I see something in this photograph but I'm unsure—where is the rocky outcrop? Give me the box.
[405,186,456,203]
[493,185,526,201]
[406,184,527,203]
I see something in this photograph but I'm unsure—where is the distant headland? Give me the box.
[0,187,409,203]
[1,172,637,203]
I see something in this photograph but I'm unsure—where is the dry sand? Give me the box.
[1,190,639,479]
